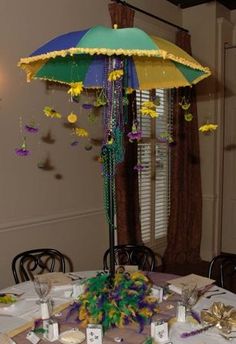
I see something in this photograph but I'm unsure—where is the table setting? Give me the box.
[0,271,235,343]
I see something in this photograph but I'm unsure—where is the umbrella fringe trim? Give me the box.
[21,73,210,89]
[18,48,211,75]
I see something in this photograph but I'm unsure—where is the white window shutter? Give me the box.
[136,89,172,247]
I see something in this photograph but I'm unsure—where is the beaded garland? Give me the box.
[101,144,116,226]
[103,57,124,145]
[101,56,125,225]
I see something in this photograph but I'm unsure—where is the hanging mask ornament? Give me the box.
[134,163,144,171]
[108,69,123,82]
[82,103,93,110]
[153,95,161,107]
[15,136,30,156]
[68,82,84,102]
[125,87,134,95]
[179,96,193,122]
[67,112,78,124]
[140,101,158,118]
[73,127,89,137]
[159,131,174,144]
[94,89,107,108]
[127,121,142,142]
[199,121,218,134]
[25,121,39,133]
[88,111,98,124]
[43,106,62,119]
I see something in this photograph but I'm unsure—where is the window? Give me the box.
[136,89,173,250]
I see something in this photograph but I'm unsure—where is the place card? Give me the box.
[115,265,139,273]
[26,331,41,344]
[86,324,103,344]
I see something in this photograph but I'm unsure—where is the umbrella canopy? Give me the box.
[19,25,210,89]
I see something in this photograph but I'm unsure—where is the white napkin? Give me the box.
[0,315,27,333]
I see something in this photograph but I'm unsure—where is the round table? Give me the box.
[0,271,235,344]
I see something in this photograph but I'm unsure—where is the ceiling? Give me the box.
[167,0,236,10]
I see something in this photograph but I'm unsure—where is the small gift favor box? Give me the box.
[43,319,59,342]
[151,286,163,302]
[86,324,103,344]
[176,302,186,322]
[151,321,169,343]
[40,301,50,320]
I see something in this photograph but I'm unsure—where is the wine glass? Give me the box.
[33,276,51,304]
[181,283,198,312]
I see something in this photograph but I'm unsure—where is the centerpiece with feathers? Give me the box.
[67,271,159,332]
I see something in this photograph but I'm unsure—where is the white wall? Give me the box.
[182,2,235,260]
[0,0,181,288]
[130,0,181,40]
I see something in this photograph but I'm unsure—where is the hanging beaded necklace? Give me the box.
[102,56,125,225]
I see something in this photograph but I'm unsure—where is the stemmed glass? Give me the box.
[181,283,198,312]
[33,276,51,304]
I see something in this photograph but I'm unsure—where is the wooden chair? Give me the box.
[12,248,66,284]
[208,253,236,292]
[103,244,157,272]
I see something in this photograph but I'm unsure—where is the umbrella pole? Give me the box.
[102,144,116,278]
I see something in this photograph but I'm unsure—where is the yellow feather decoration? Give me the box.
[142,101,156,109]
[43,106,62,119]
[125,87,134,94]
[108,69,124,82]
[199,123,218,133]
[68,82,84,97]
[74,128,89,137]
[140,108,158,118]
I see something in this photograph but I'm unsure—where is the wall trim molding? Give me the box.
[0,208,105,233]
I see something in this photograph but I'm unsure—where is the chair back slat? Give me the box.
[103,245,157,272]
[12,248,66,284]
[208,253,236,292]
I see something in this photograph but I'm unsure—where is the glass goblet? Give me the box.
[33,276,51,304]
[181,284,198,312]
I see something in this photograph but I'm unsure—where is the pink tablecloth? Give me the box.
[12,272,178,344]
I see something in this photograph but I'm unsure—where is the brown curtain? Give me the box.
[108,3,142,244]
[163,30,202,265]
